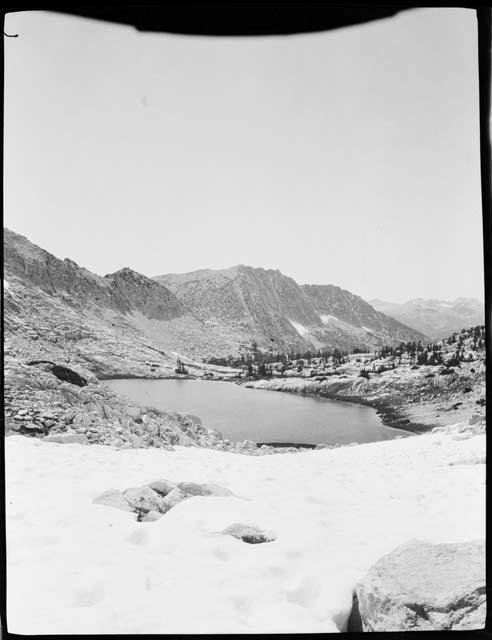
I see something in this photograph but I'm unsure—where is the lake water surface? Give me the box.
[105,378,406,446]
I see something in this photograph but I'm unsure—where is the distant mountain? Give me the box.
[155,266,426,353]
[3,229,428,370]
[3,228,236,374]
[369,297,484,340]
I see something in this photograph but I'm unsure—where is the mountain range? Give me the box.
[370,297,484,341]
[6,228,478,378]
[155,267,425,353]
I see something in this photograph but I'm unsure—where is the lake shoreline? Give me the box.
[97,372,433,435]
[104,376,401,448]
[100,372,433,438]
[245,383,427,435]
[240,376,454,436]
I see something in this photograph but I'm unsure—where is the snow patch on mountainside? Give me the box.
[289,319,310,338]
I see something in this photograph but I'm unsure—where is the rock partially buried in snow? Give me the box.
[123,486,164,514]
[141,510,162,522]
[149,479,177,496]
[93,479,237,522]
[201,483,235,497]
[174,481,234,497]
[177,481,213,496]
[223,523,275,544]
[161,488,188,509]
[44,433,89,445]
[354,539,485,631]
[93,489,133,512]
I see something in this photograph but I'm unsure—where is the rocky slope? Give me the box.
[370,297,484,340]
[3,357,302,455]
[4,228,242,369]
[4,228,427,364]
[155,266,425,353]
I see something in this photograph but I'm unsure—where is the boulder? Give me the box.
[223,523,275,544]
[201,483,235,497]
[177,433,197,447]
[19,422,46,434]
[125,406,142,422]
[240,439,257,450]
[93,489,133,512]
[354,539,485,631]
[73,413,92,429]
[141,510,162,522]
[177,481,212,496]
[161,488,188,510]
[51,364,87,387]
[149,479,176,496]
[123,486,163,514]
[179,413,202,428]
[43,433,88,444]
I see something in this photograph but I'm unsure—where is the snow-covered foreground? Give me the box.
[6,430,485,634]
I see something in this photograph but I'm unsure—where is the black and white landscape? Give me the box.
[3,7,486,635]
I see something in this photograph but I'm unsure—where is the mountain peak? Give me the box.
[371,297,484,340]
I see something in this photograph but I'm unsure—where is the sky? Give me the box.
[4,8,484,303]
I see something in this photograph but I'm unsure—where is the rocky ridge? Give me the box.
[4,228,242,367]
[155,265,426,353]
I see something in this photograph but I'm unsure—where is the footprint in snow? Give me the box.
[68,580,106,608]
[127,528,149,546]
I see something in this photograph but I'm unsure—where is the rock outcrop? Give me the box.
[354,539,486,631]
[3,357,223,450]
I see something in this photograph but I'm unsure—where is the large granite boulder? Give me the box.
[354,539,485,632]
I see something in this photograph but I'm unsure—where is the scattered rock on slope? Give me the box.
[354,539,485,631]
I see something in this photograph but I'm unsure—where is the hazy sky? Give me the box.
[4,8,483,302]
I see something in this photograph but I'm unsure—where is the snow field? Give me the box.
[6,429,485,634]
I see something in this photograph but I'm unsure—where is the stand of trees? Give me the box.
[203,326,485,381]
[175,358,188,375]
[204,343,351,371]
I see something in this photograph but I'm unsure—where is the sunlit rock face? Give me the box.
[354,539,486,632]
